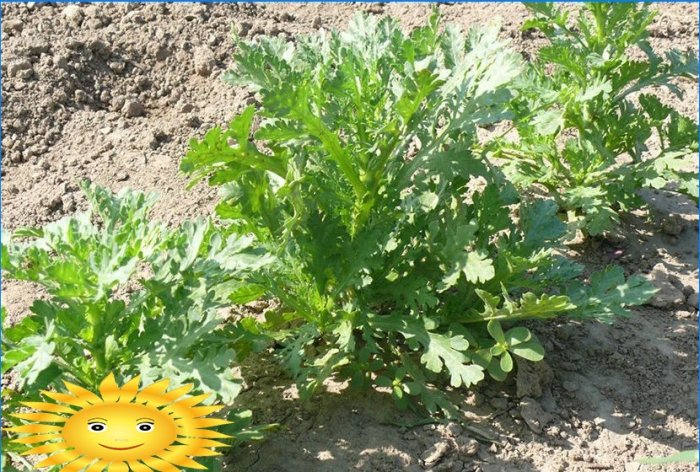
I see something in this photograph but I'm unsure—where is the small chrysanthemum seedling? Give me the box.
[490,2,698,236]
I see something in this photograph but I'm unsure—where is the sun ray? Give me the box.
[157,450,207,470]
[107,462,129,472]
[36,450,82,468]
[127,460,155,472]
[12,412,67,423]
[134,378,171,406]
[41,390,93,408]
[9,373,230,471]
[162,384,194,403]
[84,459,111,472]
[117,375,141,403]
[6,423,63,434]
[63,381,103,404]
[142,456,181,472]
[188,405,225,418]
[21,401,75,414]
[11,432,63,444]
[21,441,70,455]
[99,373,121,403]
[58,456,97,472]
[170,393,210,409]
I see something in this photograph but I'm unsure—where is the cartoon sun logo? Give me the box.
[6,373,231,471]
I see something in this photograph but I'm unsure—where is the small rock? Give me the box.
[122,100,145,118]
[116,171,129,182]
[84,4,100,18]
[61,194,77,212]
[562,380,579,392]
[193,46,215,77]
[8,60,32,78]
[519,397,551,434]
[682,285,695,297]
[109,61,126,74]
[686,292,698,309]
[62,5,84,25]
[111,96,126,112]
[421,441,451,468]
[651,409,666,420]
[312,16,322,29]
[646,263,685,308]
[85,18,104,30]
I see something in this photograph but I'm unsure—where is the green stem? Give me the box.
[301,113,366,198]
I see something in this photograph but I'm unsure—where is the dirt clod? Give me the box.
[193,46,216,77]
[62,5,83,25]
[421,441,451,468]
[519,397,551,434]
[646,262,686,308]
[516,357,553,398]
[122,100,145,118]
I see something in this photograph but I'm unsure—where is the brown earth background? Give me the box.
[1,3,699,472]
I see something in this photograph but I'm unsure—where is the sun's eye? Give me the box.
[88,422,106,433]
[136,422,154,432]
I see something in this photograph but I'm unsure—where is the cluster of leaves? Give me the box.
[490,2,698,235]
[1,182,270,470]
[182,12,655,416]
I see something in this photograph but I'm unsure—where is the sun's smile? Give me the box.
[99,443,144,450]
[7,373,232,471]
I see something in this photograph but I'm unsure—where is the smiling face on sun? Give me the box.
[62,402,178,461]
[6,373,232,471]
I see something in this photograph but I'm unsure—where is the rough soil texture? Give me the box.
[2,3,698,472]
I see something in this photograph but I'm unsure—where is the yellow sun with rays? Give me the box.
[6,373,231,471]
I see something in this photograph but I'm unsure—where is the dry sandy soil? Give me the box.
[1,3,698,472]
